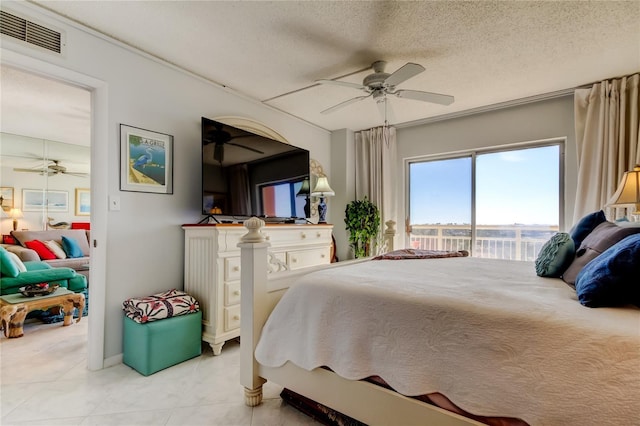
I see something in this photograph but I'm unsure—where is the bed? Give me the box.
[238,217,640,426]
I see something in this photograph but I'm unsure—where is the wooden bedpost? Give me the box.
[384,220,396,252]
[238,217,269,406]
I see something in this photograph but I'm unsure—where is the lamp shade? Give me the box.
[311,176,335,197]
[296,178,310,197]
[607,165,640,213]
[9,208,23,219]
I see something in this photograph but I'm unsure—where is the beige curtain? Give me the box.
[573,73,640,223]
[355,125,397,251]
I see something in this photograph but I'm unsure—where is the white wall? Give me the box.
[396,95,577,246]
[1,2,330,360]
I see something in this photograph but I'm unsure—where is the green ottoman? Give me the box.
[123,311,202,376]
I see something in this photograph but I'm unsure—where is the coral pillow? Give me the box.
[43,240,67,259]
[24,240,57,260]
[61,236,84,258]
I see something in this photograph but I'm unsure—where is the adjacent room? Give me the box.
[0,1,638,425]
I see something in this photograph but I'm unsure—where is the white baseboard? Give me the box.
[103,353,123,368]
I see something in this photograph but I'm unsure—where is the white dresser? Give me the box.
[182,223,333,354]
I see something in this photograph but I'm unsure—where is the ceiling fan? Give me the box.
[317,60,454,115]
[14,159,89,178]
[203,121,264,164]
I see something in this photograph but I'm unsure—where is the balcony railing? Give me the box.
[408,224,559,261]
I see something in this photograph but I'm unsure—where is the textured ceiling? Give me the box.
[7,1,640,132]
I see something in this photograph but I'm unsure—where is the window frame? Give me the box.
[404,138,565,253]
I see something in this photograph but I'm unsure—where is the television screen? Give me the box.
[202,118,310,220]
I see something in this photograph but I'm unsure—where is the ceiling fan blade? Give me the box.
[227,142,264,154]
[64,172,90,178]
[13,167,47,173]
[393,89,455,106]
[384,63,425,87]
[316,79,366,91]
[321,94,372,115]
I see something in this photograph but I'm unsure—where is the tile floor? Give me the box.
[0,317,319,425]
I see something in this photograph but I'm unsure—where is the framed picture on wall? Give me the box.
[120,124,174,194]
[22,189,69,212]
[0,187,14,212]
[75,188,91,216]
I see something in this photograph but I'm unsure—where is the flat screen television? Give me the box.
[202,117,310,221]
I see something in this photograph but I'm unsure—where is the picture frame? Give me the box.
[75,188,91,216]
[0,187,14,212]
[22,189,68,212]
[120,124,173,194]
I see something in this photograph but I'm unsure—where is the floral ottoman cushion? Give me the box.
[122,289,200,323]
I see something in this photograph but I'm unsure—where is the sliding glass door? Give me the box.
[407,142,562,261]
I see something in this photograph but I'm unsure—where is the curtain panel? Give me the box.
[355,126,398,251]
[573,73,640,223]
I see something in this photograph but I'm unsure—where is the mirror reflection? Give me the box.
[0,132,90,232]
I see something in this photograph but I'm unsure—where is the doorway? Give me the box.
[1,50,107,370]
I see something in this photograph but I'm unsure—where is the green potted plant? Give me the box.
[344,197,380,258]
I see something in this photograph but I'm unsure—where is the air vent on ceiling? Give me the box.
[0,10,62,54]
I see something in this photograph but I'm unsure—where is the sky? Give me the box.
[409,145,559,226]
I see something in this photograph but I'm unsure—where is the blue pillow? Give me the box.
[570,210,606,249]
[61,236,84,258]
[535,233,575,277]
[575,233,640,307]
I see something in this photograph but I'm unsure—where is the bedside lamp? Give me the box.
[296,177,311,218]
[9,208,23,231]
[311,176,335,224]
[607,165,640,221]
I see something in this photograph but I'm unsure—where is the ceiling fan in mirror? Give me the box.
[14,159,89,178]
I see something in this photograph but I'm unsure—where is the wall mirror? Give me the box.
[0,132,90,232]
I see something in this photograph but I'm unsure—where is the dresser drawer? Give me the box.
[224,305,241,332]
[287,247,331,270]
[224,281,241,306]
[224,257,241,281]
[262,227,332,247]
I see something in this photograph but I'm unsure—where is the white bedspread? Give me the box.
[255,257,640,426]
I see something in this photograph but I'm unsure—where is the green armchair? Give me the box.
[0,246,87,296]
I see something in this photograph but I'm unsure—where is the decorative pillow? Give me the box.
[575,234,640,307]
[562,221,640,285]
[43,240,67,259]
[534,233,575,277]
[569,210,606,249]
[0,247,20,278]
[6,251,27,272]
[61,236,84,258]
[24,240,57,260]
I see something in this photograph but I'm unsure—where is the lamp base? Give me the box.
[13,219,18,231]
[317,197,327,224]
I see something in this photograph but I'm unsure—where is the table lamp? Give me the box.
[9,208,23,231]
[311,176,335,224]
[607,165,640,221]
[296,177,311,218]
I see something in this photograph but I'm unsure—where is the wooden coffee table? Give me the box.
[0,289,85,338]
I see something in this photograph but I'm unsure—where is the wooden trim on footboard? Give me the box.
[237,218,482,425]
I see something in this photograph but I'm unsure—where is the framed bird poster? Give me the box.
[120,124,173,194]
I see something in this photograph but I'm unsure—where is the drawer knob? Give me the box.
[316,232,322,238]
[264,235,270,241]
[292,258,297,263]
[233,266,239,272]
[301,232,306,239]
[321,254,326,258]
[233,290,240,296]
[233,315,240,321]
